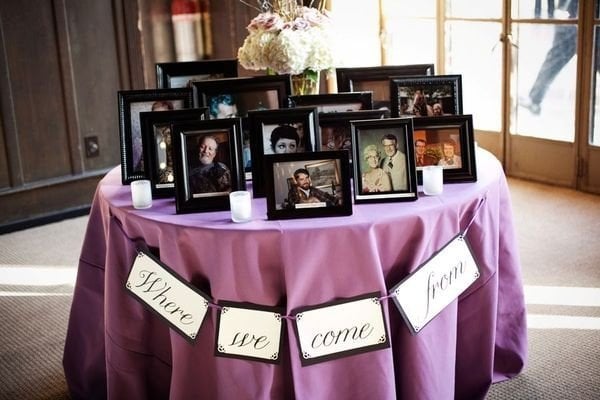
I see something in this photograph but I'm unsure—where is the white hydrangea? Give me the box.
[237,8,334,75]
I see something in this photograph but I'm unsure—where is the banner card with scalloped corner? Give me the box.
[215,301,285,364]
[125,250,210,343]
[292,292,389,366]
[390,234,480,335]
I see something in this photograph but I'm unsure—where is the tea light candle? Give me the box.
[229,191,252,223]
[131,179,153,209]
[422,165,444,196]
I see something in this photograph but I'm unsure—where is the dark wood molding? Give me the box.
[122,0,146,89]
[0,205,91,235]
[53,0,84,175]
[0,170,106,229]
[0,12,23,187]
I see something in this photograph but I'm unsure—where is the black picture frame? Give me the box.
[192,75,292,178]
[140,108,209,198]
[248,107,319,198]
[288,92,373,113]
[412,115,477,184]
[264,151,352,220]
[191,75,292,118]
[336,64,435,110]
[118,88,193,184]
[172,119,245,214]
[390,74,463,118]
[317,109,390,165]
[155,59,238,89]
[351,118,418,203]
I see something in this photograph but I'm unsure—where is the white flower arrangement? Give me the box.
[237,2,334,75]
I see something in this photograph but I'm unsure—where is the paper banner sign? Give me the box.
[292,292,389,366]
[125,250,211,342]
[390,234,480,335]
[215,301,285,364]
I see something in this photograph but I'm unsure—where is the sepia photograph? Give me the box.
[351,118,418,203]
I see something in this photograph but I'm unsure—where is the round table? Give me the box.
[64,148,527,400]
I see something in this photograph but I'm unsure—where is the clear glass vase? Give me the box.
[291,69,320,95]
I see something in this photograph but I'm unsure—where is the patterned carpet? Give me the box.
[0,178,599,399]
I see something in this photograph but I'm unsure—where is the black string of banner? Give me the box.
[114,194,487,323]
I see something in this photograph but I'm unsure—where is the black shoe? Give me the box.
[519,96,541,115]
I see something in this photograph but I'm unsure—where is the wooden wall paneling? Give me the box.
[0,171,105,231]
[122,0,146,89]
[53,0,83,175]
[0,1,71,183]
[139,0,175,88]
[112,0,132,90]
[209,0,254,65]
[0,113,10,190]
[63,0,122,171]
[0,16,16,190]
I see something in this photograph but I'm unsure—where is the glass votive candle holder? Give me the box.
[131,179,152,209]
[422,166,444,196]
[229,191,252,223]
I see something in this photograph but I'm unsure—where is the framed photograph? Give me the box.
[248,107,319,198]
[191,75,292,118]
[390,74,463,118]
[288,92,373,113]
[412,115,477,183]
[351,118,418,203]
[335,64,435,110]
[171,119,245,214]
[264,151,352,220]
[155,59,238,88]
[318,109,390,164]
[118,88,193,184]
[140,108,209,198]
[192,75,292,178]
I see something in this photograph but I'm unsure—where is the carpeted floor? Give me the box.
[0,177,598,399]
[486,178,600,399]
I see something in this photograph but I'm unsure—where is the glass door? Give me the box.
[510,0,579,186]
[328,0,600,193]
[584,0,600,192]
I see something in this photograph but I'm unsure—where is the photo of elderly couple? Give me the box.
[358,131,409,195]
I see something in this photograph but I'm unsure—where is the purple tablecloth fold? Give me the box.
[64,149,527,399]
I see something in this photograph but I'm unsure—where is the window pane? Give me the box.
[330,0,381,67]
[512,23,576,142]
[384,20,436,66]
[445,21,503,132]
[591,26,600,146]
[446,0,501,19]
[382,0,435,18]
[512,0,579,20]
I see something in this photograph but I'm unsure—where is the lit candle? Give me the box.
[422,166,443,196]
[229,191,252,223]
[131,179,153,209]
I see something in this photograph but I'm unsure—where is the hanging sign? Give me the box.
[125,250,210,342]
[390,234,480,335]
[215,301,284,364]
[292,292,389,366]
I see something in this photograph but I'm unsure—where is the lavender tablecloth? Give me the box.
[63,149,527,400]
